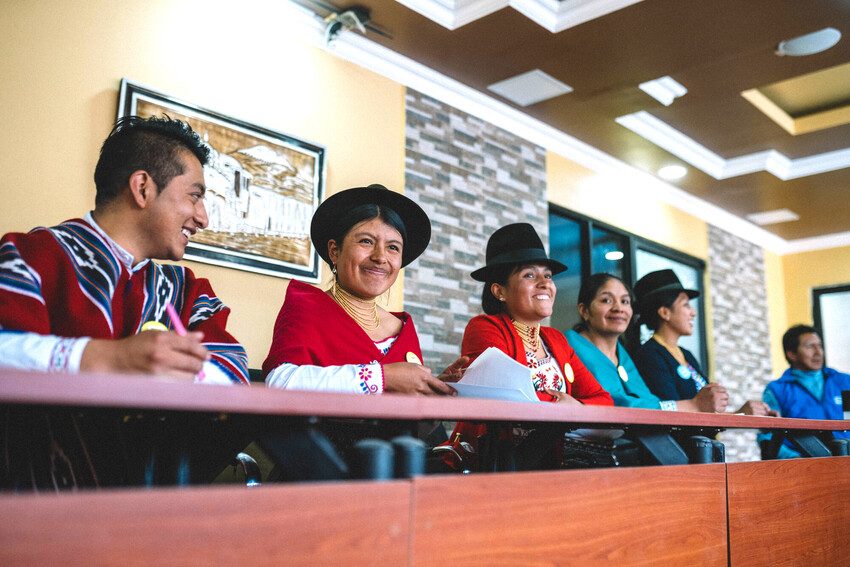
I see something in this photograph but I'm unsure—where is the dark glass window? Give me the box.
[549,214,584,333]
[548,205,707,368]
[591,226,629,280]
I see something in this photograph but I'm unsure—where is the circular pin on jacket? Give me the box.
[406,352,422,365]
[564,363,575,383]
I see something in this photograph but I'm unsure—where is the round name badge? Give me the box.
[141,321,168,332]
[677,364,692,380]
[617,365,629,382]
[564,363,575,383]
[406,352,422,365]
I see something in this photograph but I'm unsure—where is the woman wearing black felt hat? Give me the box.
[462,223,612,405]
[442,223,613,470]
[262,184,466,395]
[632,269,774,415]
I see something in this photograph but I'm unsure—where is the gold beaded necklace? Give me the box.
[652,333,686,366]
[512,319,541,353]
[332,281,381,331]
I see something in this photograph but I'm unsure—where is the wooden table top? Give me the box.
[2,369,848,431]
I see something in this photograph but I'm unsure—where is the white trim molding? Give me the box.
[616,111,850,181]
[394,0,506,31]
[395,0,644,32]
[283,0,844,254]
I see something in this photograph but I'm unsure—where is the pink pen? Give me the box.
[165,302,205,381]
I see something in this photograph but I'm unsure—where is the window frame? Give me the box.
[548,203,709,371]
[812,283,850,369]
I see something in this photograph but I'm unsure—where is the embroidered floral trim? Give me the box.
[525,350,565,393]
[357,363,380,395]
[48,338,77,372]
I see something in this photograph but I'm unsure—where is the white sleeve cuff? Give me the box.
[195,359,236,386]
[266,362,384,394]
[659,400,678,411]
[0,332,90,373]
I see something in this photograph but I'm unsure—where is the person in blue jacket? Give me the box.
[762,324,850,458]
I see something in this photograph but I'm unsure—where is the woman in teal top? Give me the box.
[567,273,721,412]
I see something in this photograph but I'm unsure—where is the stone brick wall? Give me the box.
[403,89,548,370]
[708,225,774,462]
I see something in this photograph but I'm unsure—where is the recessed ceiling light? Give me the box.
[487,69,573,107]
[657,164,687,181]
[746,209,800,226]
[776,27,841,57]
[639,76,688,106]
[604,250,624,261]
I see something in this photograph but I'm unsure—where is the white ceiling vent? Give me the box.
[487,69,573,107]
[746,208,800,226]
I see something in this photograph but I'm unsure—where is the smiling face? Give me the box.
[328,217,403,300]
[659,292,696,336]
[492,263,556,325]
[143,150,208,261]
[788,332,824,371]
[580,277,632,337]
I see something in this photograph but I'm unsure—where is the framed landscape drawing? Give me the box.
[118,79,325,281]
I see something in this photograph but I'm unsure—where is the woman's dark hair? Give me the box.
[572,273,634,332]
[328,203,407,264]
[638,290,681,331]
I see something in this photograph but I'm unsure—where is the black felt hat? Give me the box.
[633,269,700,304]
[310,184,431,268]
[470,223,567,282]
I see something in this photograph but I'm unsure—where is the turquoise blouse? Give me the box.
[565,330,662,410]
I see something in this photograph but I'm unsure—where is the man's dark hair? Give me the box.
[93,115,210,207]
[782,324,819,364]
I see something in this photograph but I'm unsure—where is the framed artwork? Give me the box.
[118,79,325,281]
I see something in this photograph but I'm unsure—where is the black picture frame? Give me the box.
[118,79,325,282]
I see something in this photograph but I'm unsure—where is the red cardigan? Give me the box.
[462,313,613,405]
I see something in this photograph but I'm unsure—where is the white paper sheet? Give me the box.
[455,347,539,402]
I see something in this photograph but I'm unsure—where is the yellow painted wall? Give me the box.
[1,0,406,367]
[782,245,850,327]
[764,251,789,375]
[547,153,709,260]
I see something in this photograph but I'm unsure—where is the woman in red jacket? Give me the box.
[463,223,612,405]
[446,223,612,471]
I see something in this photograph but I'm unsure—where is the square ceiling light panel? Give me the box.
[741,61,850,135]
[487,69,573,107]
[746,208,800,226]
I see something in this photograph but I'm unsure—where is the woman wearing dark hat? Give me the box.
[442,224,611,470]
[462,223,612,406]
[632,269,773,415]
[262,184,466,395]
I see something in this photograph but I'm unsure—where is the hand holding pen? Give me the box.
[165,303,207,382]
[79,306,209,380]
